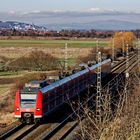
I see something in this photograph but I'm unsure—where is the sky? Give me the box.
[0,0,140,13]
[0,0,140,30]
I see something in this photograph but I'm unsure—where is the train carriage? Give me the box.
[14,59,111,123]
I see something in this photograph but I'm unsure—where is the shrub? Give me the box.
[8,50,59,71]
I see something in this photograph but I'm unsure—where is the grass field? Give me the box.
[0,38,109,76]
[0,39,109,48]
[0,39,109,62]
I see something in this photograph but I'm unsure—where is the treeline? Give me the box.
[0,28,113,38]
[0,28,140,38]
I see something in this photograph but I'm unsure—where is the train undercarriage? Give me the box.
[20,112,41,124]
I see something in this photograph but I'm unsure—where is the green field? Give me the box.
[0,39,109,48]
[0,39,110,71]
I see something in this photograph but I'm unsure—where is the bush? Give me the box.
[8,50,59,71]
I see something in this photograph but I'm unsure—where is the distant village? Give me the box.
[0,21,140,38]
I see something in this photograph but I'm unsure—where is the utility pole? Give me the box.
[96,40,102,122]
[122,37,125,56]
[121,31,125,56]
[96,40,99,56]
[125,44,129,110]
[125,44,129,78]
[138,38,140,72]
[65,43,68,71]
[112,38,115,63]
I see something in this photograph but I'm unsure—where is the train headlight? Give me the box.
[36,108,40,111]
[16,108,20,111]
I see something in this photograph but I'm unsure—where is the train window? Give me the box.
[43,96,48,104]
[49,101,55,110]
[55,89,60,97]
[64,94,67,101]
[56,96,62,105]
[20,94,37,108]
[59,87,63,95]
[20,99,36,108]
[49,93,55,101]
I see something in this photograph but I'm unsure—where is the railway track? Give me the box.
[114,55,137,74]
[0,123,24,139]
[111,54,137,73]
[21,112,74,140]
[103,54,138,89]
[0,54,138,140]
[0,121,20,136]
[0,105,75,140]
[57,54,139,140]
[37,114,78,140]
[47,54,139,140]
[6,124,39,140]
[0,101,83,140]
[0,123,40,140]
[43,121,78,140]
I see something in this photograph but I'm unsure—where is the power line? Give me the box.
[112,38,115,63]
[138,38,140,85]
[96,40,102,123]
[125,44,129,110]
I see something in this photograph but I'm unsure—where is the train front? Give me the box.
[14,81,43,123]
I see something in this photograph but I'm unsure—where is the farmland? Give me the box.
[0,39,109,63]
[0,38,110,125]
[0,39,108,48]
[0,38,110,80]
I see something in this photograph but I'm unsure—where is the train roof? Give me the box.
[25,80,48,88]
[40,68,90,93]
[40,59,111,94]
[21,87,39,94]
[89,59,111,71]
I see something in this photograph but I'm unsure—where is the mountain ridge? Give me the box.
[42,20,140,30]
[0,20,140,30]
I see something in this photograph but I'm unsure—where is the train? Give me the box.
[14,59,111,123]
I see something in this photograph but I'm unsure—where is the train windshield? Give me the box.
[20,87,38,108]
[20,94,37,108]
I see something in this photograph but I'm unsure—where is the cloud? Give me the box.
[86,8,116,13]
[20,11,41,16]
[9,10,16,14]
[31,10,41,14]
[0,10,140,26]
[88,8,101,12]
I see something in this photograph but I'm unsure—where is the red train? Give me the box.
[14,59,111,123]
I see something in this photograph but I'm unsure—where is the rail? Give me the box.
[0,123,24,139]
[111,54,137,73]
[0,54,138,140]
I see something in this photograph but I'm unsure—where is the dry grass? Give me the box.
[0,38,104,60]
[0,88,15,126]
[0,46,92,59]
[0,112,15,125]
[0,71,57,125]
[100,85,140,140]
[71,73,140,140]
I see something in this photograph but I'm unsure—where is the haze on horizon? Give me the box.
[0,0,140,13]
